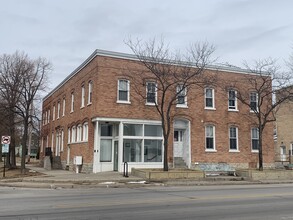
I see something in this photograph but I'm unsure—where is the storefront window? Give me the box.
[123,124,143,136]
[101,124,112,136]
[144,125,162,137]
[144,140,162,162]
[123,139,142,162]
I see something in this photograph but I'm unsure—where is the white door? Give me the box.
[280,146,286,161]
[174,130,184,157]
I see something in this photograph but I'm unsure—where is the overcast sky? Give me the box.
[1,0,293,90]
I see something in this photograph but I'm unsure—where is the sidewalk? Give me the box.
[1,164,293,189]
[0,164,149,189]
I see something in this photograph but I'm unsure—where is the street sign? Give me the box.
[2,144,9,153]
[1,136,10,145]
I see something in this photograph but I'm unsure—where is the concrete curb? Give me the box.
[2,178,293,189]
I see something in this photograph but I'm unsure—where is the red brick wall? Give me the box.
[41,54,275,168]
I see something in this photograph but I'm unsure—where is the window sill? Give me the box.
[176,104,188,108]
[68,141,88,145]
[205,107,216,111]
[80,106,85,109]
[70,111,74,114]
[117,101,131,104]
[251,150,259,153]
[146,103,156,106]
[229,150,240,153]
[228,109,239,112]
[87,102,92,106]
[205,149,217,152]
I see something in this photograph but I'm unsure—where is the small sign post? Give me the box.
[1,136,10,178]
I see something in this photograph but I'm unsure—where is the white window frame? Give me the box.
[53,105,56,121]
[42,113,45,125]
[122,123,163,163]
[71,92,74,113]
[57,101,60,119]
[229,126,239,152]
[48,109,50,123]
[71,126,76,143]
[83,122,88,141]
[45,111,47,124]
[67,128,71,144]
[77,124,82,142]
[250,92,258,112]
[88,81,93,105]
[81,85,85,108]
[117,79,130,103]
[62,98,65,116]
[146,82,157,105]
[251,127,259,152]
[176,84,187,108]
[55,130,60,156]
[205,125,216,151]
[228,90,238,111]
[205,88,215,110]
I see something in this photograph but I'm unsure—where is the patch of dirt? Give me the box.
[0,166,42,179]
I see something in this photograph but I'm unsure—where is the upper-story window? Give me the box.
[250,92,258,112]
[205,125,215,150]
[229,126,238,151]
[81,85,85,108]
[88,81,93,104]
[42,113,45,125]
[57,101,60,119]
[53,104,56,120]
[176,84,187,107]
[48,109,50,123]
[118,79,130,103]
[228,90,237,110]
[62,98,65,116]
[251,127,259,151]
[71,92,74,112]
[205,88,215,109]
[146,82,157,105]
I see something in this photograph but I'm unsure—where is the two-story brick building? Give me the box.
[41,49,275,173]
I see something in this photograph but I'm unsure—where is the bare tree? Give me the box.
[0,52,29,168]
[0,52,51,173]
[16,57,51,174]
[235,58,292,171]
[125,38,215,171]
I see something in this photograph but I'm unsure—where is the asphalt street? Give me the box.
[1,184,293,220]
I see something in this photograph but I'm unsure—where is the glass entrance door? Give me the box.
[114,141,118,171]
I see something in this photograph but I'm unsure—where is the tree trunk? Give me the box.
[258,130,263,171]
[9,125,16,168]
[163,138,169,171]
[21,118,28,174]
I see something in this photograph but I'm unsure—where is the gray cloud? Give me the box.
[1,0,293,88]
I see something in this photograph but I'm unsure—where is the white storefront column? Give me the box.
[93,121,100,173]
[118,121,123,172]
